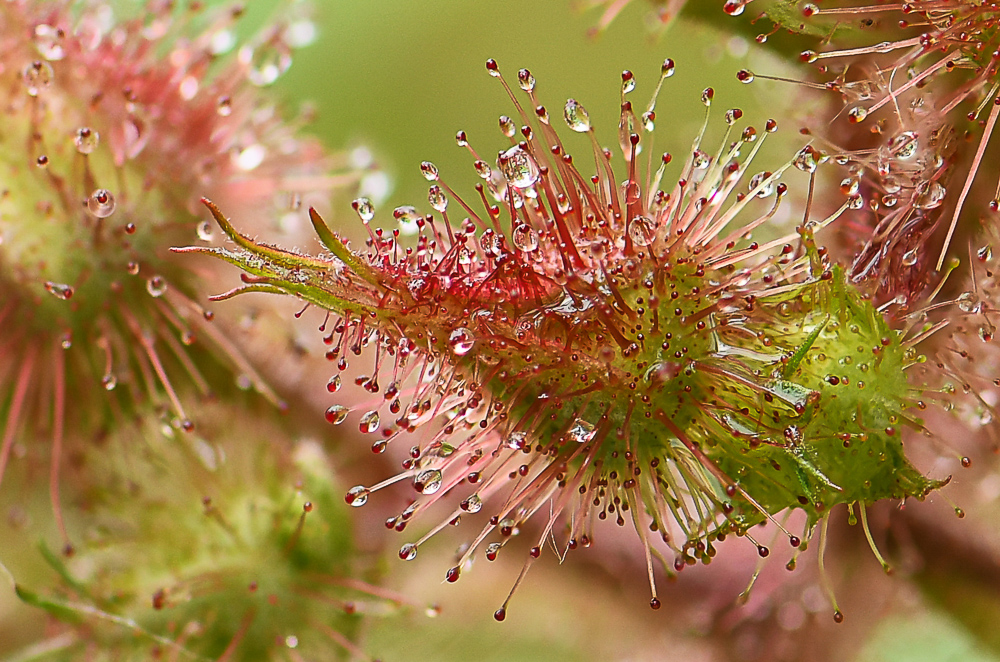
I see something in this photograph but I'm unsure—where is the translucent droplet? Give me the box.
[325,404,349,425]
[194,220,214,241]
[420,161,439,181]
[511,224,539,252]
[691,149,710,170]
[497,145,539,189]
[978,244,993,262]
[127,261,140,275]
[474,160,492,179]
[44,282,73,300]
[723,0,747,15]
[840,178,859,197]
[448,327,475,356]
[235,144,265,171]
[23,60,54,96]
[498,115,516,138]
[889,131,918,160]
[848,106,868,123]
[101,373,117,391]
[346,485,370,507]
[216,96,233,116]
[359,410,381,434]
[883,175,901,194]
[915,181,946,209]
[428,185,448,212]
[146,276,167,297]
[737,69,754,83]
[622,71,636,95]
[86,189,116,218]
[327,374,342,393]
[749,171,774,197]
[399,543,418,561]
[240,41,292,87]
[881,194,898,207]
[957,291,982,314]
[902,249,918,266]
[793,146,820,173]
[414,469,443,495]
[563,99,591,132]
[505,431,527,450]
[462,494,483,513]
[568,419,596,443]
[517,68,535,92]
[74,127,99,154]
[353,197,375,222]
[628,216,655,247]
[34,24,66,60]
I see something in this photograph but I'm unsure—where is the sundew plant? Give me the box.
[6,1,1000,662]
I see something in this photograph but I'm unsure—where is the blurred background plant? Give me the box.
[3,1,1000,661]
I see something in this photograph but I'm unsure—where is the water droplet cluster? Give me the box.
[191,59,956,618]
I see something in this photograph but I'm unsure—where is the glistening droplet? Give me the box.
[448,327,475,356]
[345,486,370,507]
[359,410,380,433]
[325,404,349,425]
[497,145,540,189]
[74,127,99,154]
[414,469,443,495]
[87,189,116,218]
[146,276,167,297]
[563,99,591,132]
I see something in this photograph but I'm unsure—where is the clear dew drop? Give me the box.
[622,72,636,95]
[462,494,483,513]
[889,131,918,160]
[353,197,375,222]
[978,244,993,262]
[881,194,898,207]
[691,149,710,170]
[428,185,448,212]
[359,410,381,434]
[628,215,655,247]
[448,327,476,356]
[749,171,774,197]
[240,41,292,87]
[325,404,349,425]
[101,373,117,391]
[723,0,747,15]
[196,221,214,241]
[474,160,492,179]
[517,68,535,92]
[127,261,140,275]
[563,99,591,132]
[87,189,116,218]
[327,374,342,393]
[399,543,418,561]
[511,224,539,252]
[498,115,516,138]
[848,106,868,123]
[793,146,820,173]
[145,276,167,298]
[414,469,443,495]
[497,145,540,189]
[23,60,53,96]
[44,282,73,300]
[420,161,439,181]
[505,431,527,450]
[568,419,597,443]
[216,96,233,116]
[34,24,66,60]
[902,249,918,266]
[882,175,901,194]
[346,485,370,507]
[957,291,982,314]
[915,181,946,209]
[74,127,99,154]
